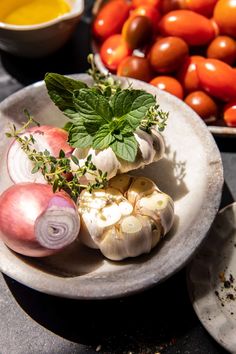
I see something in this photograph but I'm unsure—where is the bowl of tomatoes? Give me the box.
[92,0,236,136]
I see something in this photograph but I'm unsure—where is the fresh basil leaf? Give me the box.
[68,121,93,148]
[111,89,156,130]
[111,134,138,162]
[92,125,115,150]
[44,73,87,111]
[73,89,113,130]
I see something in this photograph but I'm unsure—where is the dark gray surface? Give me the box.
[0,2,234,353]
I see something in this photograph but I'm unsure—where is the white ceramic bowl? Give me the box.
[0,74,223,299]
[0,0,84,58]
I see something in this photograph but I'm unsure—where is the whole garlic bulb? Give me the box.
[71,128,165,180]
[78,175,174,261]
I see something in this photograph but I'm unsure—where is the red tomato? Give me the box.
[131,5,161,32]
[214,0,236,37]
[100,34,131,72]
[131,0,160,9]
[177,55,205,93]
[207,36,236,65]
[196,58,236,101]
[150,76,184,99]
[93,0,130,41]
[184,0,218,17]
[149,36,189,73]
[160,0,185,14]
[117,56,153,82]
[159,10,216,45]
[184,91,217,120]
[224,100,236,126]
[122,15,153,50]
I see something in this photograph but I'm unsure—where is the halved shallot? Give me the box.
[0,183,80,257]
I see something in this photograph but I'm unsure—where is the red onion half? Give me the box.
[0,183,80,257]
[7,126,73,184]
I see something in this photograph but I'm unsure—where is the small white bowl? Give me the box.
[0,0,84,58]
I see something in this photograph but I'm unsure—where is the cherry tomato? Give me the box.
[196,58,236,101]
[150,76,184,99]
[223,100,236,126]
[93,0,130,41]
[184,91,218,120]
[160,0,184,14]
[117,56,153,82]
[177,55,205,93]
[184,0,218,17]
[131,0,160,9]
[159,10,216,45]
[100,34,131,72]
[214,0,236,37]
[131,5,161,32]
[122,15,153,50]
[207,36,236,65]
[149,36,189,73]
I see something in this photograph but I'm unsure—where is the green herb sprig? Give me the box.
[44,54,169,163]
[6,112,107,200]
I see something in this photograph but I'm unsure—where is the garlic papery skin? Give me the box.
[78,175,174,261]
[71,128,165,181]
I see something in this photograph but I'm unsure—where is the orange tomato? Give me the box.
[117,56,153,82]
[184,0,218,17]
[149,36,189,73]
[131,0,160,9]
[223,100,236,126]
[196,58,236,101]
[159,10,216,45]
[93,0,130,41]
[214,0,236,37]
[131,5,161,32]
[177,55,205,93]
[100,34,131,72]
[207,36,236,65]
[150,76,184,99]
[184,91,217,120]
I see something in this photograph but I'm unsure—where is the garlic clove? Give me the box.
[151,127,165,161]
[118,200,133,216]
[79,189,108,210]
[79,210,103,249]
[134,129,155,164]
[127,176,157,204]
[136,190,174,234]
[97,203,122,228]
[108,174,132,194]
[99,215,153,260]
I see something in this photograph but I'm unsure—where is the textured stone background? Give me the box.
[0,1,233,353]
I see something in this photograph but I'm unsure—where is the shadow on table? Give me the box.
[4,269,197,351]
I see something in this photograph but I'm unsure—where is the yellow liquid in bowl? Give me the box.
[0,0,71,25]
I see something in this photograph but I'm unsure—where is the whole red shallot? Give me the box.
[0,183,80,257]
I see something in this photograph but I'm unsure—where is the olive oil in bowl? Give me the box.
[0,0,70,26]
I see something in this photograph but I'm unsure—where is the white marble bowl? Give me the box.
[0,75,223,299]
[0,0,84,58]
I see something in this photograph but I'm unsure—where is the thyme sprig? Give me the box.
[6,113,108,200]
[87,53,122,99]
[140,104,169,133]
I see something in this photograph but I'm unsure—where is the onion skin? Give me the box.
[0,183,80,257]
[7,125,74,184]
